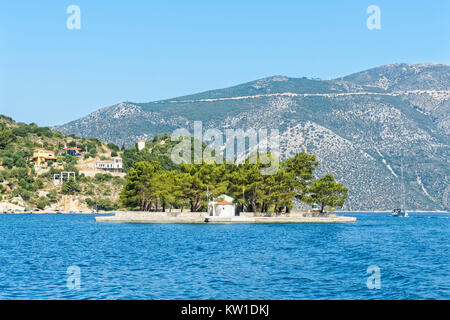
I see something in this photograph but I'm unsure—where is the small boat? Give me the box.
[392,159,408,218]
[392,208,408,217]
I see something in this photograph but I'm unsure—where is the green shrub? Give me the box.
[0,126,14,149]
[12,126,29,137]
[77,174,89,183]
[88,149,97,158]
[18,188,31,201]
[107,143,119,152]
[61,177,80,195]
[112,176,125,186]
[14,157,27,168]
[0,169,10,180]
[19,177,36,191]
[46,190,58,203]
[2,157,14,169]
[63,155,77,165]
[10,167,28,180]
[94,173,113,182]
[34,179,44,190]
[87,138,101,147]
[86,198,117,211]
[36,197,50,209]
[35,127,54,138]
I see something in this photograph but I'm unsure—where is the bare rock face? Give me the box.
[54,63,450,211]
[0,199,26,211]
[56,195,90,212]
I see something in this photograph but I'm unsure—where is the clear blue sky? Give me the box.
[0,0,449,126]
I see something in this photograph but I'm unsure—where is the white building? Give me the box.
[206,194,254,223]
[94,157,123,172]
[53,171,76,185]
[137,140,145,151]
[208,194,235,217]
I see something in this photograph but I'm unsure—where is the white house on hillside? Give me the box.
[94,157,123,173]
[137,140,145,151]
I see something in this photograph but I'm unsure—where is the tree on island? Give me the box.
[283,153,318,201]
[119,161,161,211]
[179,163,228,212]
[152,170,180,212]
[303,174,348,214]
[264,167,297,213]
[119,151,349,213]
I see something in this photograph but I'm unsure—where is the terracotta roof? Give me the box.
[217,201,232,205]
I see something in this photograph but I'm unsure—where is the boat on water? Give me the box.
[392,208,408,217]
[392,157,408,218]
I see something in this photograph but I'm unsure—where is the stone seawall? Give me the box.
[241,211,316,217]
[95,211,208,223]
[95,211,356,223]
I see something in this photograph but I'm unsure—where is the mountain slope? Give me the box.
[340,63,450,91]
[54,63,450,211]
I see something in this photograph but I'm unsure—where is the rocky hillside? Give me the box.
[54,63,450,211]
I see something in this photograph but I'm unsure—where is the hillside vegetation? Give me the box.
[0,115,124,211]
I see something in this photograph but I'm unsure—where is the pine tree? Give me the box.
[303,174,348,214]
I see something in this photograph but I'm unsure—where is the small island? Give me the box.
[96,152,355,223]
[95,209,356,224]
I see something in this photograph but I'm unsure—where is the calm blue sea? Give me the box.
[0,212,448,300]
